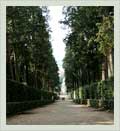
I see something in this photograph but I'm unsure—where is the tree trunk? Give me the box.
[23,65,26,82]
[107,48,114,78]
[34,65,37,88]
[25,64,29,84]
[42,76,45,89]
[11,19,19,81]
[102,56,108,80]
[13,51,20,81]
[6,33,14,79]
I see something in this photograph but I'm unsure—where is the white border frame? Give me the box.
[0,0,120,131]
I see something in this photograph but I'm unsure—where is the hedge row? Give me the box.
[7,79,57,115]
[74,99,114,111]
[82,77,114,100]
[7,100,53,115]
[73,99,87,105]
[73,77,114,111]
[7,79,57,102]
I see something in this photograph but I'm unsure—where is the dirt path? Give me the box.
[7,100,114,125]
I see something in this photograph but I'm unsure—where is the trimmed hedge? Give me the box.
[89,99,114,110]
[7,79,56,102]
[73,77,114,111]
[7,100,53,115]
[73,98,114,111]
[7,79,57,115]
[74,99,87,105]
[89,99,100,108]
[102,99,114,110]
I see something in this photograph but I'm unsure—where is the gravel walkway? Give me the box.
[7,100,114,125]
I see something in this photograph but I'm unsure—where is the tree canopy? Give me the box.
[7,6,60,93]
[61,6,114,93]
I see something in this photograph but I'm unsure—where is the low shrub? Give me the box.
[74,98,114,110]
[73,99,81,104]
[89,99,100,108]
[81,99,87,104]
[73,78,114,110]
[7,79,56,102]
[7,100,52,115]
[102,99,114,110]
[6,79,57,115]
[73,99,87,105]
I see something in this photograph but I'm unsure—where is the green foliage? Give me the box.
[73,78,114,110]
[61,7,114,111]
[74,99,87,105]
[83,78,113,100]
[7,79,56,102]
[95,16,114,56]
[62,7,114,92]
[89,99,100,108]
[6,6,60,93]
[89,99,114,110]
[102,99,114,110]
[7,100,53,115]
[7,79,57,115]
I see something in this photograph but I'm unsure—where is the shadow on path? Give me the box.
[7,100,114,125]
